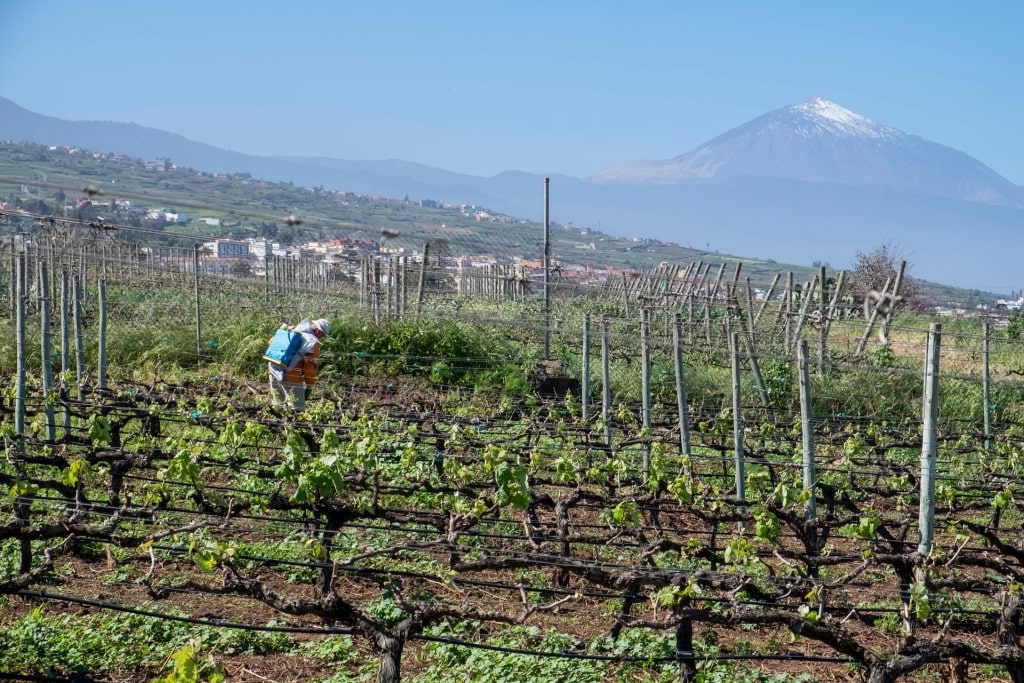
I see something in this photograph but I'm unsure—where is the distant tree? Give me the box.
[258,222,278,239]
[1007,311,1022,340]
[851,243,920,306]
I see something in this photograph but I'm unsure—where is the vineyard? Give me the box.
[5,216,1024,683]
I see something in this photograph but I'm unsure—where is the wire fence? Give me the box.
[4,209,1024,682]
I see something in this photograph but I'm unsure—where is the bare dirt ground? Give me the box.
[1,374,1016,682]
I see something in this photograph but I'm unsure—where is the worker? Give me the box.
[268,318,330,411]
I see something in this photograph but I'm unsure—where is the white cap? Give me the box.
[313,318,331,336]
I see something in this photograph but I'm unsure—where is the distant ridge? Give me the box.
[2,95,1022,290]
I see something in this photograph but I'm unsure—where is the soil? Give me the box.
[0,374,1015,682]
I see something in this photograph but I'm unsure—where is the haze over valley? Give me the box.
[1,94,1021,293]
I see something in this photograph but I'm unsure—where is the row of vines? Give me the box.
[5,229,1024,683]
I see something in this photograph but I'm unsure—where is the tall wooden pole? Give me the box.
[72,277,85,400]
[601,317,612,448]
[581,315,591,422]
[731,331,745,531]
[543,177,551,359]
[194,245,202,367]
[798,340,817,546]
[39,260,55,441]
[640,309,652,481]
[15,255,26,439]
[983,321,992,452]
[60,270,71,436]
[918,323,941,555]
[97,279,108,391]
[672,314,692,464]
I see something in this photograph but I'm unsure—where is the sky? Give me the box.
[2,0,1022,184]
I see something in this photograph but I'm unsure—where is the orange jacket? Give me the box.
[282,341,320,385]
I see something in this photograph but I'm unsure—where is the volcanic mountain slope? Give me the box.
[588,96,1023,209]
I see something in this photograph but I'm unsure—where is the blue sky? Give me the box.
[1,1,1022,183]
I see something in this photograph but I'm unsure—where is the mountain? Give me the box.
[1,95,1021,290]
[589,96,1024,209]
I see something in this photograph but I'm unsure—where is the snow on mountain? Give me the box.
[788,95,903,140]
[588,96,1024,209]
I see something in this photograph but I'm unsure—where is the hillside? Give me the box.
[0,141,999,307]
[0,142,812,277]
[3,95,1023,290]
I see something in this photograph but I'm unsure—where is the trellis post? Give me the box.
[72,277,85,400]
[97,279,108,391]
[416,243,429,316]
[672,314,692,468]
[543,177,551,359]
[193,244,202,367]
[798,340,817,546]
[983,321,992,452]
[60,270,71,436]
[15,254,26,440]
[601,317,612,448]
[918,323,941,555]
[640,308,652,481]
[731,331,745,531]
[39,260,55,441]
[581,314,590,422]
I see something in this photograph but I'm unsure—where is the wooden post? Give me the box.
[193,245,202,367]
[730,331,745,531]
[60,270,71,437]
[780,272,794,347]
[676,617,696,683]
[918,323,941,555]
[373,260,382,325]
[8,235,15,314]
[601,317,612,448]
[581,315,591,422]
[798,340,817,548]
[641,309,652,482]
[38,260,55,442]
[686,263,707,346]
[73,277,85,400]
[543,177,551,359]
[822,270,846,367]
[790,276,818,352]
[983,321,992,452]
[753,272,781,332]
[704,263,726,345]
[817,266,827,374]
[400,256,408,317]
[744,276,755,337]
[730,289,775,424]
[672,314,692,465]
[14,253,29,573]
[97,279,107,391]
[416,243,429,317]
[15,255,26,438]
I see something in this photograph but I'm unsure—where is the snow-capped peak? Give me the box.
[788,95,901,140]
